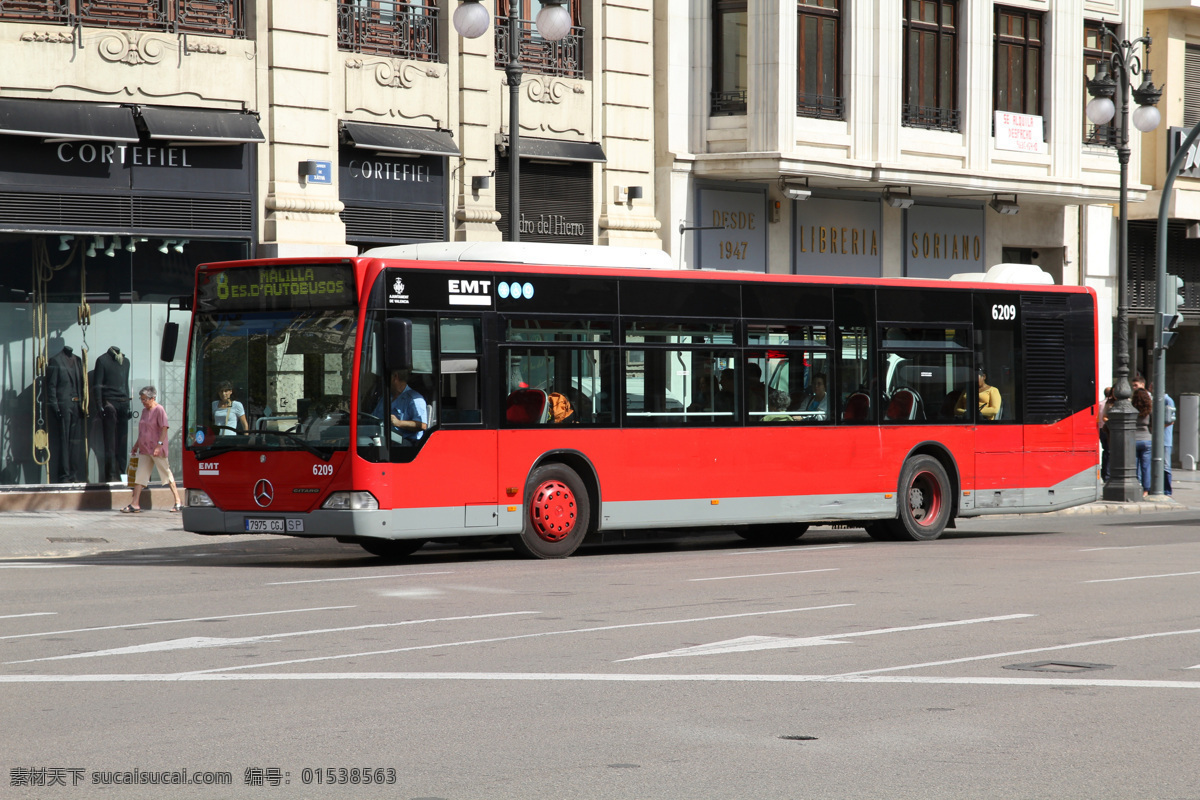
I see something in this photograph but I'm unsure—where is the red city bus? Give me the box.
[178,243,1099,558]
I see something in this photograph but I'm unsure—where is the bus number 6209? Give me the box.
[313,464,333,476]
[992,304,1016,321]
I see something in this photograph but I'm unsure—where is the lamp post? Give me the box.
[453,0,574,242]
[1086,24,1162,501]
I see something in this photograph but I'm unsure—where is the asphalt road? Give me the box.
[2,509,1199,800]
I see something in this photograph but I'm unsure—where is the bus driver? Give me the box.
[374,368,428,445]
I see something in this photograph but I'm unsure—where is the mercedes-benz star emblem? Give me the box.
[253,479,274,508]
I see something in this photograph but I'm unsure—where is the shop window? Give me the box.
[797,0,843,120]
[338,0,441,62]
[903,0,959,132]
[494,0,584,78]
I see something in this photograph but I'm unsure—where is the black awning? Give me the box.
[517,138,606,163]
[0,98,139,142]
[341,121,460,156]
[138,107,265,143]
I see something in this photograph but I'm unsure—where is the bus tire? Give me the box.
[736,523,809,544]
[885,455,952,541]
[510,464,591,559]
[358,538,426,559]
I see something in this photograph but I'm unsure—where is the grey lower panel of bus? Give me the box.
[183,467,1099,540]
[958,467,1100,517]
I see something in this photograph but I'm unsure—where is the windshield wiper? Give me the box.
[253,429,335,461]
[192,441,243,460]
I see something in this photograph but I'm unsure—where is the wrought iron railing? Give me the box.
[0,0,246,37]
[797,92,844,121]
[338,0,440,61]
[902,103,960,132]
[1085,123,1118,147]
[710,90,747,116]
[494,17,583,79]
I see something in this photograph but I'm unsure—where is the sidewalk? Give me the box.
[0,474,1195,561]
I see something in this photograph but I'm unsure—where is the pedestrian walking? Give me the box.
[122,386,182,513]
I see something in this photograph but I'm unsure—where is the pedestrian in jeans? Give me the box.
[122,386,182,513]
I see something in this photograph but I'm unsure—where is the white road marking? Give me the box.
[7,612,540,664]
[1084,571,1200,583]
[2,672,1199,690]
[688,568,839,582]
[184,604,854,675]
[265,571,454,586]
[729,545,855,555]
[619,614,1035,661]
[0,564,86,569]
[0,613,57,620]
[829,626,1200,677]
[0,606,356,642]
[1079,547,1145,552]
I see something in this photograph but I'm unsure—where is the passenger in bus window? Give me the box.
[374,369,428,444]
[745,363,767,413]
[797,374,828,421]
[716,368,737,413]
[688,358,717,412]
[211,381,248,435]
[977,369,1001,421]
[761,389,794,422]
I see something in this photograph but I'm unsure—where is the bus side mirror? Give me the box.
[386,318,413,372]
[160,322,179,363]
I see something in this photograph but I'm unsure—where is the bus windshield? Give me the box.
[185,308,358,459]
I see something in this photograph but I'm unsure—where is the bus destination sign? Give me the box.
[198,265,356,311]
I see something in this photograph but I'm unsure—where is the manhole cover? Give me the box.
[1003,661,1113,673]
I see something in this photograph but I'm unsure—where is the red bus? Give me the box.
[177,243,1099,558]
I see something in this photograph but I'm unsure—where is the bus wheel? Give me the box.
[358,538,426,559]
[510,464,591,559]
[888,455,952,541]
[736,523,809,544]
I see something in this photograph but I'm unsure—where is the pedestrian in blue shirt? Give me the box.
[374,369,428,445]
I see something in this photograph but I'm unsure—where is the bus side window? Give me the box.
[836,326,873,423]
[440,318,482,425]
[974,296,1020,423]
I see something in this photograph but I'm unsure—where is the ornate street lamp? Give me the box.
[453,0,574,242]
[1086,24,1162,501]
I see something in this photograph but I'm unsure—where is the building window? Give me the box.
[711,0,748,116]
[1084,22,1118,146]
[797,0,842,120]
[1186,44,1200,129]
[994,7,1043,118]
[0,0,247,37]
[494,0,584,79]
[338,0,441,61]
[903,0,958,131]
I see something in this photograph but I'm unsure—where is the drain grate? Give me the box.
[1003,661,1113,673]
[779,735,819,741]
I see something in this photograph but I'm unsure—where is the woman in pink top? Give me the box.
[122,385,182,513]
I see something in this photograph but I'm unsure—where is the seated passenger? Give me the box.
[716,368,737,413]
[548,392,575,424]
[761,389,794,422]
[797,374,829,421]
[977,369,1001,421]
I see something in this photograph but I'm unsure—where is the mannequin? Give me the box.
[47,345,85,483]
[93,345,131,483]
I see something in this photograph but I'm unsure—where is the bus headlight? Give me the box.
[322,491,380,511]
[187,489,213,507]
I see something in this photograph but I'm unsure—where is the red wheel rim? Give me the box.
[529,480,577,542]
[907,470,943,527]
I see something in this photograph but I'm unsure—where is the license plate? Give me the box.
[244,518,304,533]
